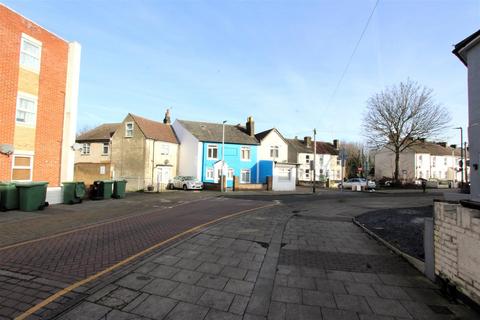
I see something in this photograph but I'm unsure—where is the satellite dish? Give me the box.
[0,144,14,155]
[71,143,82,151]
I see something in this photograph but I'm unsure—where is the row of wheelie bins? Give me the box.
[0,182,49,212]
[0,180,127,212]
[89,180,127,200]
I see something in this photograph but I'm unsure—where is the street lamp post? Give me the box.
[454,127,464,187]
[221,120,227,192]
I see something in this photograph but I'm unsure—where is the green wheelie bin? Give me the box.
[112,180,127,199]
[0,182,19,211]
[15,182,49,212]
[102,180,114,199]
[62,182,86,204]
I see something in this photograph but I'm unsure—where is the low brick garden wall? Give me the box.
[434,200,480,305]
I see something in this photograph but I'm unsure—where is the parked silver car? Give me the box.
[338,178,376,190]
[169,176,203,190]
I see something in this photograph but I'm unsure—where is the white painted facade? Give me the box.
[172,120,203,179]
[297,152,342,182]
[375,148,466,183]
[272,163,296,191]
[257,130,288,163]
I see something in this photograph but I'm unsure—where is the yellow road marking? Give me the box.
[14,202,276,320]
[0,197,213,252]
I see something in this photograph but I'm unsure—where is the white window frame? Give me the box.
[207,144,218,160]
[206,168,214,180]
[305,155,310,164]
[19,33,42,73]
[15,92,38,127]
[240,169,251,183]
[11,154,33,182]
[160,144,169,155]
[270,146,279,159]
[125,122,134,137]
[241,147,251,161]
[102,142,109,155]
[81,143,91,155]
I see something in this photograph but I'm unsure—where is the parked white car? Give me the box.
[169,176,203,190]
[338,178,376,190]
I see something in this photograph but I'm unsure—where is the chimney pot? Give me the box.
[450,144,457,149]
[333,139,339,149]
[163,109,171,124]
[304,136,312,148]
[246,116,255,136]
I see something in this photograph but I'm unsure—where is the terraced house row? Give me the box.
[75,111,343,192]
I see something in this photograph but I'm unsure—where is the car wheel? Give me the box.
[183,184,188,191]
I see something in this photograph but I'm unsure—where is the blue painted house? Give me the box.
[173,117,260,188]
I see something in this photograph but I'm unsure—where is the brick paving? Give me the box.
[55,193,480,320]
[0,196,269,319]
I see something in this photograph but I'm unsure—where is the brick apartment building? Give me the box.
[0,4,81,203]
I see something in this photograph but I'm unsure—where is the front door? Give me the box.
[156,166,172,191]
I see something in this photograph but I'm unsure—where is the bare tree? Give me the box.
[76,124,97,138]
[362,80,451,182]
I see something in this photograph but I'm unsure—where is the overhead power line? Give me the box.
[327,0,380,106]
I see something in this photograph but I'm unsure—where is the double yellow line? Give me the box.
[15,202,276,320]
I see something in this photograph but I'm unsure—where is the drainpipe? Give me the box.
[151,140,155,188]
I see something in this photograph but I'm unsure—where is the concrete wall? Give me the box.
[272,163,296,191]
[434,201,480,304]
[375,148,416,181]
[111,115,146,191]
[172,120,202,179]
[467,45,480,201]
[74,162,111,186]
[258,130,288,163]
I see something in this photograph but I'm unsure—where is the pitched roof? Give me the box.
[255,129,275,141]
[130,114,178,144]
[453,29,480,66]
[76,123,119,142]
[177,120,259,145]
[407,141,460,156]
[255,128,289,145]
[286,139,339,155]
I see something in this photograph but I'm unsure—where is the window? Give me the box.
[432,156,436,167]
[125,122,134,137]
[241,147,251,161]
[278,168,291,181]
[160,144,169,155]
[319,156,324,166]
[444,157,448,166]
[206,168,214,179]
[81,143,90,155]
[20,34,41,72]
[16,93,37,126]
[12,155,33,181]
[336,158,341,166]
[270,146,279,158]
[207,145,218,160]
[102,143,109,155]
[306,155,310,164]
[305,169,310,178]
[228,168,234,180]
[240,169,251,183]
[100,165,106,175]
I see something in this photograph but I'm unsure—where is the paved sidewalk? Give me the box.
[56,200,479,320]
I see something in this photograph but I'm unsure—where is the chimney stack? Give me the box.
[437,142,447,147]
[333,139,339,149]
[450,144,457,149]
[304,136,312,148]
[246,116,255,136]
[163,109,171,124]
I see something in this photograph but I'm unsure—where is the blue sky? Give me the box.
[4,0,479,144]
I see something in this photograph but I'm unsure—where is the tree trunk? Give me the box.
[394,148,400,182]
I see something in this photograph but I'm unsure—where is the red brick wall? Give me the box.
[0,5,69,186]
